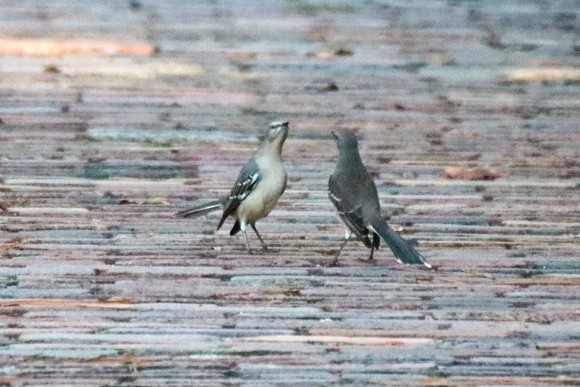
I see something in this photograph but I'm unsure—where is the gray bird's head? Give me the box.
[331,129,359,150]
[266,121,289,144]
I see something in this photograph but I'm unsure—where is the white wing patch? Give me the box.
[328,189,342,203]
[230,172,260,201]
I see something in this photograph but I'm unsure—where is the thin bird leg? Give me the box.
[368,233,380,261]
[243,230,254,254]
[250,223,268,251]
[331,238,349,266]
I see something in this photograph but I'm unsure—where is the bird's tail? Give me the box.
[175,199,224,218]
[369,217,432,268]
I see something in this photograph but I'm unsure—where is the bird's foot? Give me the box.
[358,257,377,265]
[247,245,275,255]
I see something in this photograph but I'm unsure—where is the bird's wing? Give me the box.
[328,175,373,247]
[217,159,261,229]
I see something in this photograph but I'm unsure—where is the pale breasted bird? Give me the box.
[177,121,289,253]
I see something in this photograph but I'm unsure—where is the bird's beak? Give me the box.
[270,121,289,129]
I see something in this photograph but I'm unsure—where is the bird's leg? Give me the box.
[368,233,380,262]
[250,223,268,251]
[331,238,349,266]
[239,220,254,254]
[243,229,254,254]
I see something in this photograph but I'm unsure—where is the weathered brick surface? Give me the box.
[0,1,579,385]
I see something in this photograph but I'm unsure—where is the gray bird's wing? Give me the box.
[217,158,261,229]
[328,175,373,248]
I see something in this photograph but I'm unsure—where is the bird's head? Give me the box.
[266,121,289,144]
[331,129,359,150]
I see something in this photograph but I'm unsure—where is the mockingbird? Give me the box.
[177,121,289,253]
[328,130,431,268]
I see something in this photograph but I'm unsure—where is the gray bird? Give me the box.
[328,130,431,268]
[177,121,289,253]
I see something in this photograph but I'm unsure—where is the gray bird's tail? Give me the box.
[176,199,224,218]
[369,217,432,268]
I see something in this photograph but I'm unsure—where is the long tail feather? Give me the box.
[369,217,431,268]
[175,199,223,218]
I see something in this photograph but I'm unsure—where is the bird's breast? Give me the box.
[237,155,286,222]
